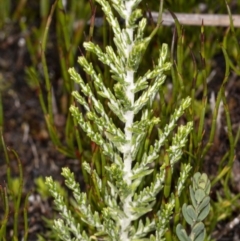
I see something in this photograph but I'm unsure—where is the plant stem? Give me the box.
[121,1,135,239]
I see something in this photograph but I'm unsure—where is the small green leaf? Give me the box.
[182,204,194,226]
[194,228,206,241]
[198,196,210,212]
[198,173,208,189]
[191,223,206,241]
[176,224,191,241]
[197,203,210,221]
[204,179,211,195]
[194,189,205,204]
[186,205,197,222]
[190,186,197,209]
[191,222,204,238]
[192,172,201,190]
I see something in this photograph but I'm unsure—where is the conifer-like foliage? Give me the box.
[45,0,206,240]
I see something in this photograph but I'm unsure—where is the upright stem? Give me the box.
[120,1,135,240]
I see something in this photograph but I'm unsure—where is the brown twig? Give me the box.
[155,12,240,27]
[90,13,240,27]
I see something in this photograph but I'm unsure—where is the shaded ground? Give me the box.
[0,9,240,241]
[0,21,81,240]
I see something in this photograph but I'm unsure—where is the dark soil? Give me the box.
[0,20,81,240]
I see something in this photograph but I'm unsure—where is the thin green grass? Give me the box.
[0,132,28,240]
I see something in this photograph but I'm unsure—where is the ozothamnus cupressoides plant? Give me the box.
[45,0,208,240]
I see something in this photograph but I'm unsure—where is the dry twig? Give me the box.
[89,12,240,28]
[157,12,240,27]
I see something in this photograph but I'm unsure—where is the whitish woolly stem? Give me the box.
[120,1,135,240]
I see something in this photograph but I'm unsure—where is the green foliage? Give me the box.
[45,0,205,240]
[176,173,211,241]
[1,0,240,240]
[0,133,29,241]
[0,0,11,27]
[35,176,67,199]
[24,0,90,158]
